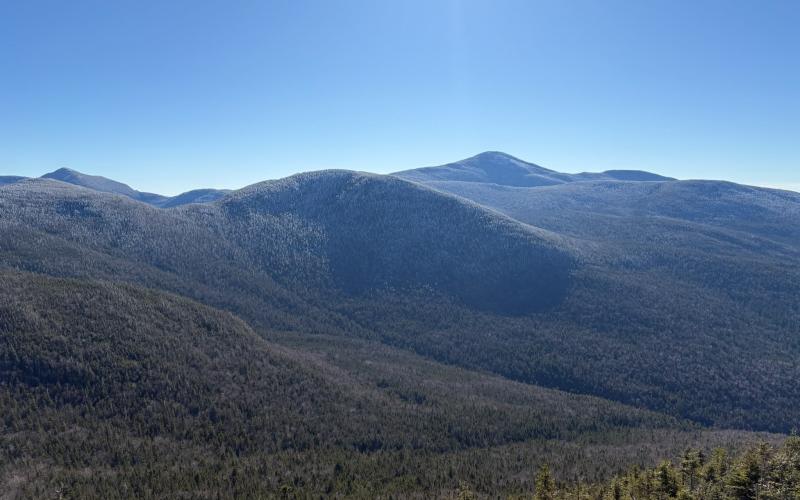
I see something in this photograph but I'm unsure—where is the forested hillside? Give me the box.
[1,169,798,432]
[390,154,800,431]
[2,270,770,498]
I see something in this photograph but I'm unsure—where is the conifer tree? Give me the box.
[535,464,556,500]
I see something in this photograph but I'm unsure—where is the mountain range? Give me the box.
[2,167,230,207]
[1,152,798,497]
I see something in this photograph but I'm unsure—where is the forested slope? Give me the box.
[1,270,765,498]
[392,158,800,432]
[1,171,799,432]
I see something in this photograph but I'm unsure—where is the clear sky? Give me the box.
[1,0,798,195]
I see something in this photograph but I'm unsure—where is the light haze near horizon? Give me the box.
[1,1,798,195]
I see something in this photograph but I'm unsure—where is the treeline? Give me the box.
[476,437,800,500]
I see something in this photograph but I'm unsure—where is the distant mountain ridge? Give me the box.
[2,167,230,207]
[393,151,675,187]
[42,167,170,205]
[6,152,791,211]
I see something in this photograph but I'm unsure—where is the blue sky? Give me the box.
[1,0,798,195]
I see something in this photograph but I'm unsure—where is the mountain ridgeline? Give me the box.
[394,151,675,186]
[1,152,798,496]
[7,167,231,207]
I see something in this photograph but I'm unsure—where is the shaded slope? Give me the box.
[159,187,231,207]
[222,170,575,313]
[0,173,576,317]
[421,179,800,257]
[388,177,800,431]
[0,176,26,186]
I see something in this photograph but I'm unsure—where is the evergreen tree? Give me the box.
[680,449,703,492]
[456,481,477,500]
[535,464,556,500]
[654,461,679,498]
[726,450,762,500]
